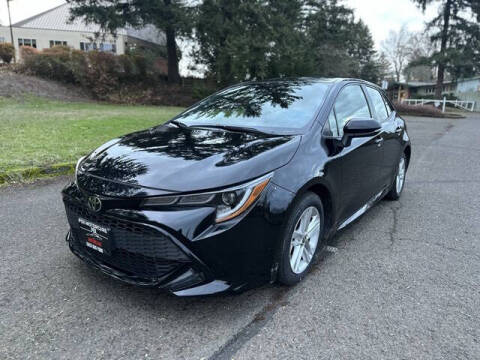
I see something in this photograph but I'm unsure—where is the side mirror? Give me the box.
[344,118,381,136]
[341,118,381,146]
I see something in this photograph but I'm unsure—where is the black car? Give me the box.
[63,78,411,296]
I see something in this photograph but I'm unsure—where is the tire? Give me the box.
[277,192,325,286]
[386,153,407,200]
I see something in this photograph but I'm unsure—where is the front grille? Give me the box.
[65,202,189,279]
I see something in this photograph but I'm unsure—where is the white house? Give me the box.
[387,77,480,111]
[0,3,166,59]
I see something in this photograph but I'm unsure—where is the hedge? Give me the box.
[19,46,165,100]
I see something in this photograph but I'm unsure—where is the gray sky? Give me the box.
[0,0,438,48]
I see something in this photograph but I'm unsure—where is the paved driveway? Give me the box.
[1,114,479,359]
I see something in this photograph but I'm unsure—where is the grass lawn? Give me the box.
[0,97,184,175]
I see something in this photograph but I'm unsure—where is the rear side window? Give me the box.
[365,87,389,123]
[334,85,371,135]
[383,96,394,116]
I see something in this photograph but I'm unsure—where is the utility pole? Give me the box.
[6,0,16,63]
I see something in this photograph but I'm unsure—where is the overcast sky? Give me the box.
[0,0,438,48]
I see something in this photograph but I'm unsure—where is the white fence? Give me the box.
[401,98,476,112]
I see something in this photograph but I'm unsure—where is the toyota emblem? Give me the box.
[87,196,102,213]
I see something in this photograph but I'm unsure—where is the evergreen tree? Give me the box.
[412,0,480,97]
[195,0,383,84]
[194,0,308,84]
[67,0,194,84]
[302,0,380,82]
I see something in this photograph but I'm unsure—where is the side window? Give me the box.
[365,87,389,123]
[323,109,339,137]
[334,85,371,136]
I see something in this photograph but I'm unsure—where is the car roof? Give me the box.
[246,77,381,89]
[338,78,381,88]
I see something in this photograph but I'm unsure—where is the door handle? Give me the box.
[375,138,384,147]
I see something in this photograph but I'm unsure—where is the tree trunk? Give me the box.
[435,0,451,98]
[166,25,181,84]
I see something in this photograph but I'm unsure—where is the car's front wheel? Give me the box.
[277,192,324,285]
[386,153,407,200]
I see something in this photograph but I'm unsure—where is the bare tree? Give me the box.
[376,52,393,80]
[381,25,412,82]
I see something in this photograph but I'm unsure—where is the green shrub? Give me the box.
[0,43,15,64]
[22,49,76,83]
[22,53,53,77]
[83,51,121,99]
[132,55,148,78]
[117,54,139,82]
[20,46,90,87]
[69,49,89,84]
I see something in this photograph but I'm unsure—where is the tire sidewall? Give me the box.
[386,153,406,200]
[277,192,325,285]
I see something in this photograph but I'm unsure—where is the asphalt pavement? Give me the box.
[1,114,479,359]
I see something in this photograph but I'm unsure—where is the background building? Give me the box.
[0,3,166,59]
[386,77,480,111]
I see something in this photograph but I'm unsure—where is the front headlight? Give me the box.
[141,173,273,223]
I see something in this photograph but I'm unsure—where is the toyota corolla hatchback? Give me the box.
[63,78,411,296]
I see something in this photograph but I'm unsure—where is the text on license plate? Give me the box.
[78,217,110,254]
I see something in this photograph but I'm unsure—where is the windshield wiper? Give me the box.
[188,124,274,136]
[170,120,189,129]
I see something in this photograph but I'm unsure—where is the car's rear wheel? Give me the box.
[386,153,407,200]
[277,192,324,285]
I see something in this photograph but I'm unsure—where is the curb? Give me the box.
[0,162,75,185]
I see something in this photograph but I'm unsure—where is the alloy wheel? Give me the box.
[289,206,321,274]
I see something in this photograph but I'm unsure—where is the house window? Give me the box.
[80,41,116,53]
[99,42,116,53]
[49,40,67,48]
[80,42,97,51]
[18,38,37,48]
[80,42,94,51]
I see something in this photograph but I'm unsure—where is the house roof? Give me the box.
[392,76,480,88]
[404,81,437,87]
[391,80,449,88]
[12,3,165,46]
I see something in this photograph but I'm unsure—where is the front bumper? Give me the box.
[62,181,295,296]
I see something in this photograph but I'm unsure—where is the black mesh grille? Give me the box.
[65,202,189,279]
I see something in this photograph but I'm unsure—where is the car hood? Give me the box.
[78,124,301,196]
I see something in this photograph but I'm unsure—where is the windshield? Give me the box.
[174,79,332,133]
